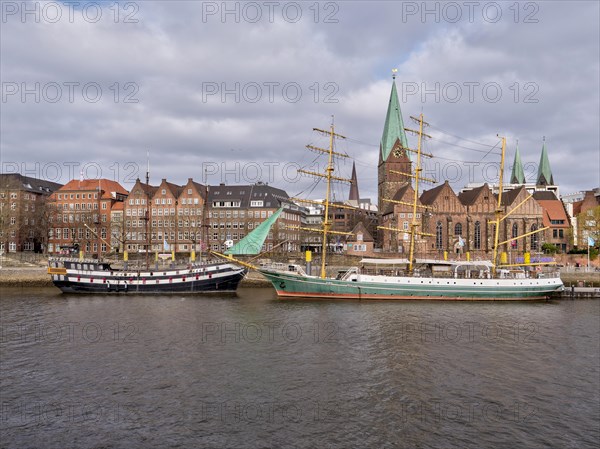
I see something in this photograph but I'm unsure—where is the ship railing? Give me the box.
[337,267,358,281]
[260,262,308,276]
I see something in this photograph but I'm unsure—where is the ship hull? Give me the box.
[48,260,246,295]
[259,269,564,300]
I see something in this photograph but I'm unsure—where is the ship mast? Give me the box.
[296,117,352,279]
[407,114,431,273]
[491,135,506,276]
[320,119,336,278]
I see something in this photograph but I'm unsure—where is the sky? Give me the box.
[1,0,599,205]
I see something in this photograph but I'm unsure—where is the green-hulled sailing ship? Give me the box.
[236,115,563,300]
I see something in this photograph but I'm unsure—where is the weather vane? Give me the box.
[392,68,398,80]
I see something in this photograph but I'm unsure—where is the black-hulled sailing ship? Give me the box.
[47,258,246,294]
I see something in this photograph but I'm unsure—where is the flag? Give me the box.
[588,236,596,247]
[163,239,170,251]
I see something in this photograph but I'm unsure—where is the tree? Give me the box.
[578,206,600,246]
[542,243,558,255]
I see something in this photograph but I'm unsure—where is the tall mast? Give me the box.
[492,135,506,275]
[408,114,425,273]
[296,118,351,279]
[320,118,336,278]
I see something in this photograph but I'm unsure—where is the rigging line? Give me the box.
[427,124,499,148]
[428,136,502,154]
[345,137,379,148]
[427,155,502,163]
[476,139,501,164]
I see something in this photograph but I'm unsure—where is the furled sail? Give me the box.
[225,207,284,255]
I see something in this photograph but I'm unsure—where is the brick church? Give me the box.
[377,76,570,259]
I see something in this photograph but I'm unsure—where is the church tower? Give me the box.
[349,161,360,203]
[510,140,526,184]
[377,72,412,216]
[536,137,555,186]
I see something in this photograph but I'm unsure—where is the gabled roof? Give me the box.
[501,186,527,206]
[190,181,208,200]
[348,221,374,242]
[458,183,491,206]
[383,183,412,215]
[163,180,184,198]
[537,140,555,186]
[380,79,409,161]
[420,181,448,205]
[537,199,570,228]
[131,179,158,197]
[59,178,128,196]
[510,142,526,184]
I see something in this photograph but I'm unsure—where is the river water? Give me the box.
[1,287,598,449]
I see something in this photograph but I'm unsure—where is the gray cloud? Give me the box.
[1,1,598,202]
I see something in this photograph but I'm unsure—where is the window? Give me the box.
[530,224,539,250]
[474,221,481,249]
[403,221,409,231]
[436,222,443,250]
[511,222,518,249]
[454,223,462,236]
[250,200,263,207]
[188,189,192,194]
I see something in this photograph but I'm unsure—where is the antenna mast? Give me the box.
[146,151,150,185]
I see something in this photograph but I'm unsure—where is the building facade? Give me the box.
[0,174,63,252]
[124,178,207,254]
[207,182,303,253]
[47,179,128,255]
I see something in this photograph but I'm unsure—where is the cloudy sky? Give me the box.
[1,1,599,204]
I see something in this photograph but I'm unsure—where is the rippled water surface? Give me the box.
[1,287,598,448]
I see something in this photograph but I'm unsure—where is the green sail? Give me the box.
[225,207,284,255]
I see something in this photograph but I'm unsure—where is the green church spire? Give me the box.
[380,73,409,161]
[536,137,554,186]
[510,140,526,184]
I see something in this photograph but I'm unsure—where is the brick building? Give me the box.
[377,75,568,259]
[207,182,302,253]
[0,174,62,252]
[47,179,128,255]
[571,189,600,249]
[124,178,207,254]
